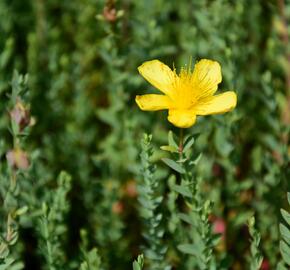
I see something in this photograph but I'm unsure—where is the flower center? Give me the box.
[172,68,197,110]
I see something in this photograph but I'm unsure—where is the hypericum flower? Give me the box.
[135,59,237,128]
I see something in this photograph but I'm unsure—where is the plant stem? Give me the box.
[179,128,184,159]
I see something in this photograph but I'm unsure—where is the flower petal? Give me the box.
[168,109,196,128]
[138,60,175,97]
[194,91,237,115]
[191,59,222,98]
[135,94,173,111]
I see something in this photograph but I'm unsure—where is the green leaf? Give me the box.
[280,241,290,265]
[232,211,253,227]
[132,261,141,270]
[160,145,178,153]
[281,209,290,225]
[248,216,255,227]
[8,262,24,270]
[177,243,198,256]
[171,184,192,198]
[280,224,290,245]
[277,261,288,270]
[132,254,144,270]
[212,234,222,246]
[14,206,29,216]
[138,198,154,213]
[189,153,202,166]
[0,258,14,270]
[162,158,185,174]
[178,213,194,225]
[168,131,178,148]
[183,135,195,152]
[0,258,23,270]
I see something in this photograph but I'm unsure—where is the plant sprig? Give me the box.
[162,130,218,269]
[248,216,263,270]
[137,134,168,270]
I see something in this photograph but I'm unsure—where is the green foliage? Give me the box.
[163,131,219,269]
[0,71,30,270]
[138,134,168,269]
[0,0,289,269]
[38,171,72,270]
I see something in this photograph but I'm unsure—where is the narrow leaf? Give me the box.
[177,213,195,225]
[183,135,195,152]
[160,145,178,153]
[162,158,185,174]
[132,254,144,270]
[171,184,192,198]
[280,241,290,265]
[189,153,202,166]
[168,131,178,148]
[177,243,198,256]
[132,262,141,270]
[281,209,290,225]
[280,224,290,245]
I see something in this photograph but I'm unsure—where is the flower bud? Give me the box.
[10,101,30,131]
[112,201,124,214]
[6,148,29,170]
[103,5,117,22]
[124,180,137,198]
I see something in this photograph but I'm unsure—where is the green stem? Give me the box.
[179,128,184,160]
[10,171,17,191]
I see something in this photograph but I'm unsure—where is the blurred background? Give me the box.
[0,0,289,269]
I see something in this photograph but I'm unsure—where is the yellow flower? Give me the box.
[135,59,237,128]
